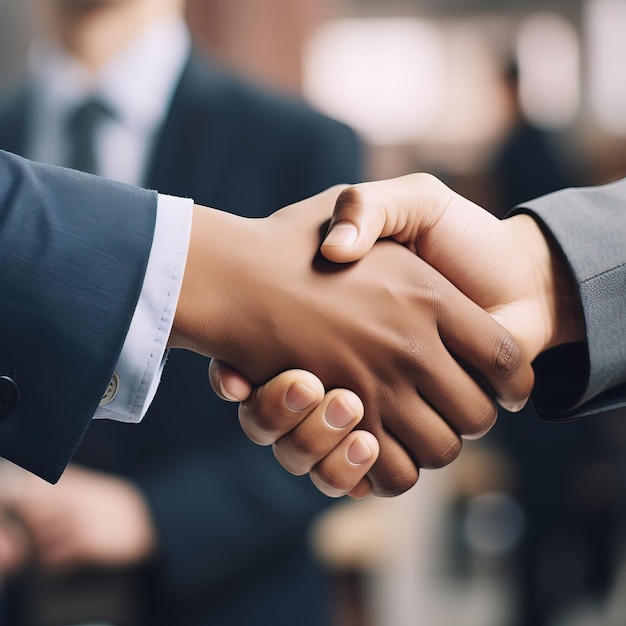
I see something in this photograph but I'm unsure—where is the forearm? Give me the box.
[0,152,157,481]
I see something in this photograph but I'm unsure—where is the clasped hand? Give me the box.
[171,180,540,497]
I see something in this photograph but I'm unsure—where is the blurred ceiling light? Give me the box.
[586,0,626,135]
[303,18,446,144]
[516,12,581,130]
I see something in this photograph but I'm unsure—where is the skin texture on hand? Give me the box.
[172,187,534,496]
[322,174,586,361]
[0,465,156,573]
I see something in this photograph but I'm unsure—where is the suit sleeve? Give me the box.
[513,179,626,419]
[0,151,157,482]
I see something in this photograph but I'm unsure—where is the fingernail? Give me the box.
[498,397,529,413]
[286,383,318,412]
[347,437,374,465]
[218,380,239,402]
[324,223,358,246]
[324,397,356,429]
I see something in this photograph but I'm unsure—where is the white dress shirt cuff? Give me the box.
[95,193,193,423]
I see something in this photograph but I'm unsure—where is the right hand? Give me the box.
[322,173,585,361]
[178,187,534,496]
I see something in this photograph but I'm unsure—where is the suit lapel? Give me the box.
[145,54,235,201]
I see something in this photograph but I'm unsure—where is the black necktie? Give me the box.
[66,98,112,175]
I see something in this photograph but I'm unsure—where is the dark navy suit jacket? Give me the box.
[0,151,157,483]
[0,54,363,626]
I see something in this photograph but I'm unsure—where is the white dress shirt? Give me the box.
[25,17,195,423]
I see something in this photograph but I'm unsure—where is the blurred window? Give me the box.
[516,12,581,130]
[303,17,510,148]
[303,18,446,144]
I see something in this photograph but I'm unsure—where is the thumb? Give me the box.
[321,174,445,263]
[321,184,385,263]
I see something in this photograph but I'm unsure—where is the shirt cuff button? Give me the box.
[100,372,120,406]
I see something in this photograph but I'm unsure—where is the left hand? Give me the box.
[0,464,156,572]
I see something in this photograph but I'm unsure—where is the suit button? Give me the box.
[0,375,20,419]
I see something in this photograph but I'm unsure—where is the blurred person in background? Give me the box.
[489,59,584,217]
[0,0,362,625]
[484,58,614,626]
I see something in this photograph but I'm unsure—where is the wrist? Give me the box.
[543,226,586,350]
[169,204,261,362]
[512,214,585,355]
[169,204,232,354]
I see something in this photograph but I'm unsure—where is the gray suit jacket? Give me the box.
[0,150,157,482]
[519,179,626,419]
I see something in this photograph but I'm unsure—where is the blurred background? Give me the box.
[6,0,626,183]
[2,1,626,625]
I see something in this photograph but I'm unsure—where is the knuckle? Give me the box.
[312,464,346,494]
[420,435,463,469]
[272,443,310,476]
[238,404,279,446]
[463,399,498,438]
[394,469,420,494]
[335,184,367,211]
[412,171,442,190]
[372,466,419,497]
[493,333,525,380]
[288,427,324,461]
[401,336,435,375]
[410,172,446,205]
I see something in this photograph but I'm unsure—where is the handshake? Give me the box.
[171,174,587,499]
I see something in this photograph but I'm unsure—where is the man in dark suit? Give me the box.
[0,157,538,626]
[0,0,362,624]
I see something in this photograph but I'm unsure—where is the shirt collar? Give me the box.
[28,16,191,135]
